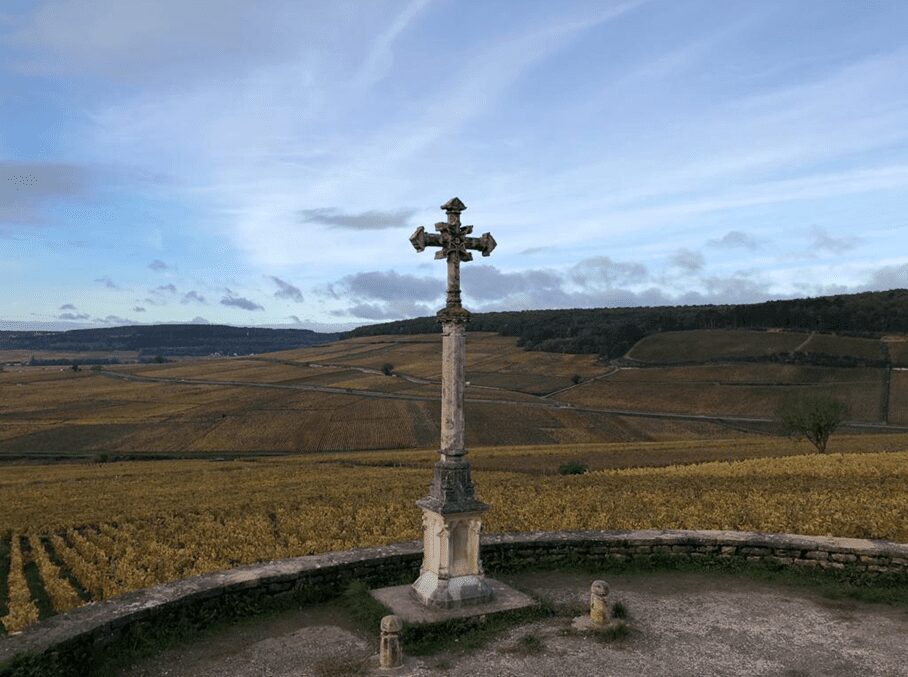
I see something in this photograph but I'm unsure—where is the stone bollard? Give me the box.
[589,580,610,627]
[379,614,403,669]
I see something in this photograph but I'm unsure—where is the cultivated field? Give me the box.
[890,370,908,425]
[2,438,907,632]
[888,338,908,366]
[1,332,904,456]
[562,365,885,420]
[627,330,810,363]
[800,334,885,361]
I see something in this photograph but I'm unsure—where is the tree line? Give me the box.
[347,289,908,360]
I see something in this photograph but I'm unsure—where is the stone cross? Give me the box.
[410,197,496,312]
[408,197,496,609]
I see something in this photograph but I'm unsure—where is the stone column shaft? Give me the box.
[440,319,465,457]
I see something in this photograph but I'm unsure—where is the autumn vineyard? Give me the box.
[2,329,908,633]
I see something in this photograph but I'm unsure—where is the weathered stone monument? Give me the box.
[408,197,497,608]
[370,197,534,623]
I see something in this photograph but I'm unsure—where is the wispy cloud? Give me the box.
[267,275,304,302]
[867,262,908,290]
[181,290,207,304]
[570,257,648,289]
[148,259,169,271]
[809,226,860,255]
[669,248,705,274]
[708,230,760,250]
[221,291,264,311]
[298,207,415,230]
[351,0,433,90]
[94,275,120,289]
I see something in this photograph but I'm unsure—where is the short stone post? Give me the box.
[589,580,610,627]
[379,615,403,669]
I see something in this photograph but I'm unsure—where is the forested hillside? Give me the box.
[349,289,908,359]
[0,324,340,357]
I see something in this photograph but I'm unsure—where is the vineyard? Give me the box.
[2,332,906,456]
[2,439,907,633]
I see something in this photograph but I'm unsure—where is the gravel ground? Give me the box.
[121,571,908,676]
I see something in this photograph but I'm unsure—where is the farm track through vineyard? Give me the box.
[4,332,908,456]
[93,368,908,433]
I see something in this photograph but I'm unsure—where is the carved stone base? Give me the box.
[411,507,492,609]
[411,571,492,609]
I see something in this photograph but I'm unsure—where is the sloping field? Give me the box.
[0,334,678,455]
[276,333,610,389]
[888,339,908,366]
[890,371,908,425]
[559,366,884,420]
[0,331,903,456]
[0,350,140,364]
[800,334,884,360]
[627,330,809,363]
[606,364,880,385]
[2,441,906,631]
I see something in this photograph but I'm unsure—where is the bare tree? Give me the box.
[776,394,851,453]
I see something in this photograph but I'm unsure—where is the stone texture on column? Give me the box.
[440,319,466,456]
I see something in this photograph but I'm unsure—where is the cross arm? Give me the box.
[410,226,444,253]
[464,232,497,257]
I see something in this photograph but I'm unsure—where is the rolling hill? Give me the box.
[0,329,904,457]
[0,324,339,358]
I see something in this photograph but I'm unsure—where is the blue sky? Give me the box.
[1,0,907,331]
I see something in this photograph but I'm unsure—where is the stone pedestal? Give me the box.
[411,506,491,609]
[410,314,492,609]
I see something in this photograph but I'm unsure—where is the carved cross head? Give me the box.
[409,197,496,263]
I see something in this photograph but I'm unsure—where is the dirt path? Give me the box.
[121,570,908,676]
[96,370,908,433]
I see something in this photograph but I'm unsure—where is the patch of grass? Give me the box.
[339,580,389,634]
[404,604,551,656]
[611,600,628,619]
[311,656,370,677]
[508,632,545,655]
[83,590,296,677]
[558,460,588,475]
[329,579,554,658]
[594,620,630,642]
[496,556,908,607]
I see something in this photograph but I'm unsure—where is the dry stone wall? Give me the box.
[1,530,906,676]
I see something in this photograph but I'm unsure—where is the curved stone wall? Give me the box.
[1,530,906,675]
